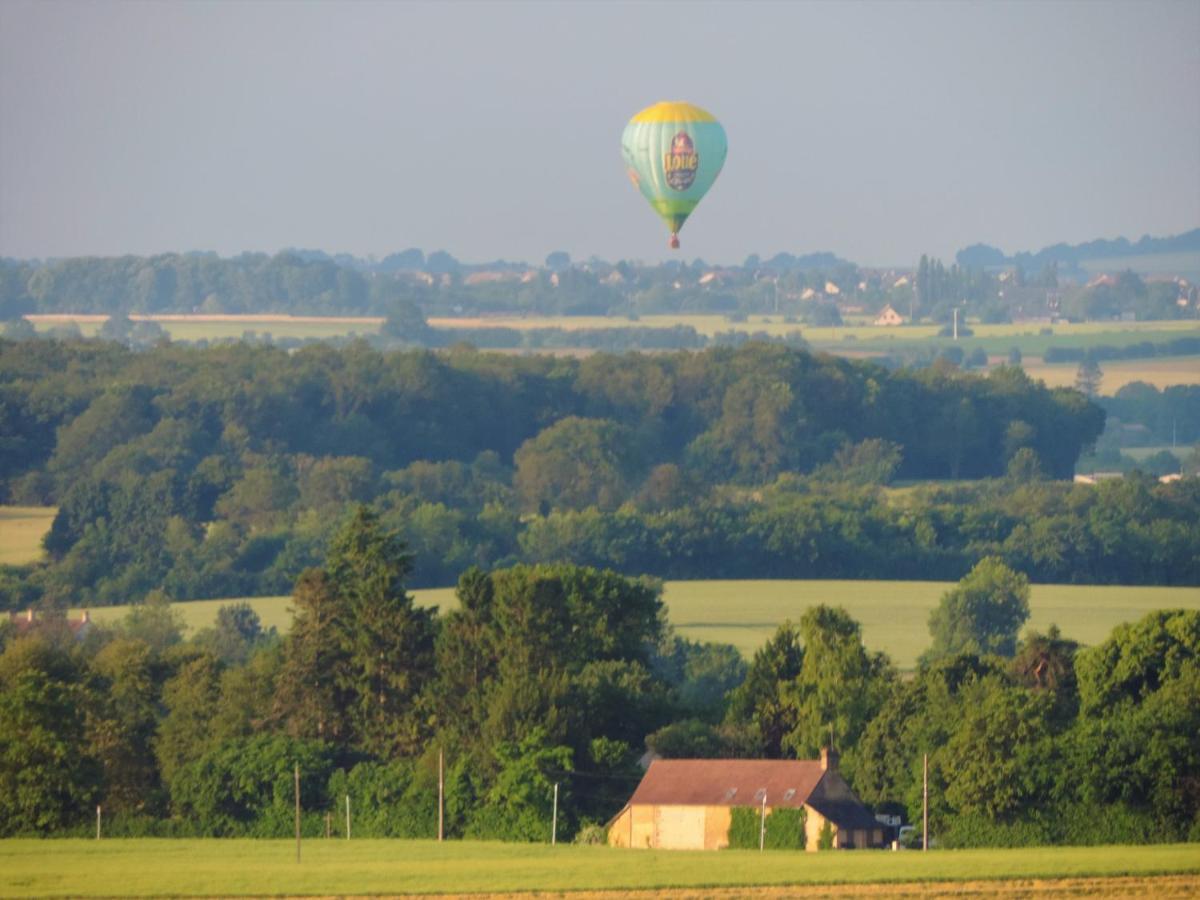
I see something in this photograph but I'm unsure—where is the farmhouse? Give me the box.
[873,305,904,326]
[607,748,886,851]
[6,608,93,641]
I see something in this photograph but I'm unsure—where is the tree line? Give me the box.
[3,246,1193,324]
[16,338,1200,612]
[2,511,1197,846]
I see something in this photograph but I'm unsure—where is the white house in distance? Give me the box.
[874,305,904,326]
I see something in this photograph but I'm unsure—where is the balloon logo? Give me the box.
[622,101,726,249]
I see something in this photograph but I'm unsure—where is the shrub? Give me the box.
[573,822,607,845]
[818,820,834,850]
[727,806,762,848]
[938,812,1050,848]
[725,806,806,849]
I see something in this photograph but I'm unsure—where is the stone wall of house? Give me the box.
[704,805,732,850]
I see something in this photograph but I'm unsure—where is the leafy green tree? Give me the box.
[155,652,223,788]
[924,557,1031,662]
[0,637,99,834]
[214,462,298,531]
[193,602,274,666]
[465,727,573,842]
[1062,660,1200,834]
[645,718,753,759]
[652,636,747,720]
[725,621,804,757]
[274,507,436,757]
[936,676,1054,820]
[513,417,641,512]
[46,386,158,493]
[98,315,134,343]
[120,591,185,653]
[853,654,1006,816]
[1075,359,1103,397]
[169,734,333,836]
[1005,447,1045,483]
[87,637,166,815]
[327,506,436,755]
[1009,625,1079,725]
[1074,609,1200,716]
[781,605,895,760]
[381,300,434,346]
[816,438,903,485]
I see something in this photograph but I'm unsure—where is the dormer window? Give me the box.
[723,788,738,801]
[782,788,796,801]
[753,788,766,802]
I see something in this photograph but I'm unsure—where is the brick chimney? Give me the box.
[820,746,840,772]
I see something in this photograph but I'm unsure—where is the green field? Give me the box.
[71,580,1200,669]
[0,506,55,566]
[0,839,1196,897]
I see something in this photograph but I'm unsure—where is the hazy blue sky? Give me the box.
[2,0,1197,266]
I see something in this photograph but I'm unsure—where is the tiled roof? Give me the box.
[627,758,882,831]
[628,759,826,809]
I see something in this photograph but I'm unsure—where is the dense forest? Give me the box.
[2,511,1197,847]
[9,337,1200,610]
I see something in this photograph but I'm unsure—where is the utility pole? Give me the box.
[438,748,444,842]
[953,307,959,341]
[96,805,101,841]
[759,791,767,851]
[551,783,559,846]
[345,794,351,840]
[922,753,929,852]
[294,763,301,864]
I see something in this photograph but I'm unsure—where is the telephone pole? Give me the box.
[922,753,929,852]
[759,791,767,851]
[294,763,301,863]
[551,783,559,846]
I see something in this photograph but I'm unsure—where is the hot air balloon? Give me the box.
[621,101,727,249]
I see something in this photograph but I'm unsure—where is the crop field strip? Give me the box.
[1019,356,1200,389]
[0,839,1197,898]
[25,311,1200,354]
[0,505,55,566]
[66,580,1200,670]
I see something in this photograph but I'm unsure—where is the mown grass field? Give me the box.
[69,581,1200,669]
[0,838,1197,898]
[0,505,55,566]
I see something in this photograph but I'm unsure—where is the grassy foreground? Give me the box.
[1,839,1198,897]
[69,581,1200,670]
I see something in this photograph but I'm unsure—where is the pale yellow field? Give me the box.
[0,506,55,565]
[1021,356,1200,390]
[25,314,382,341]
[70,581,1200,669]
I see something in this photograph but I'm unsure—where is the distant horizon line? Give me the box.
[2,226,1197,272]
